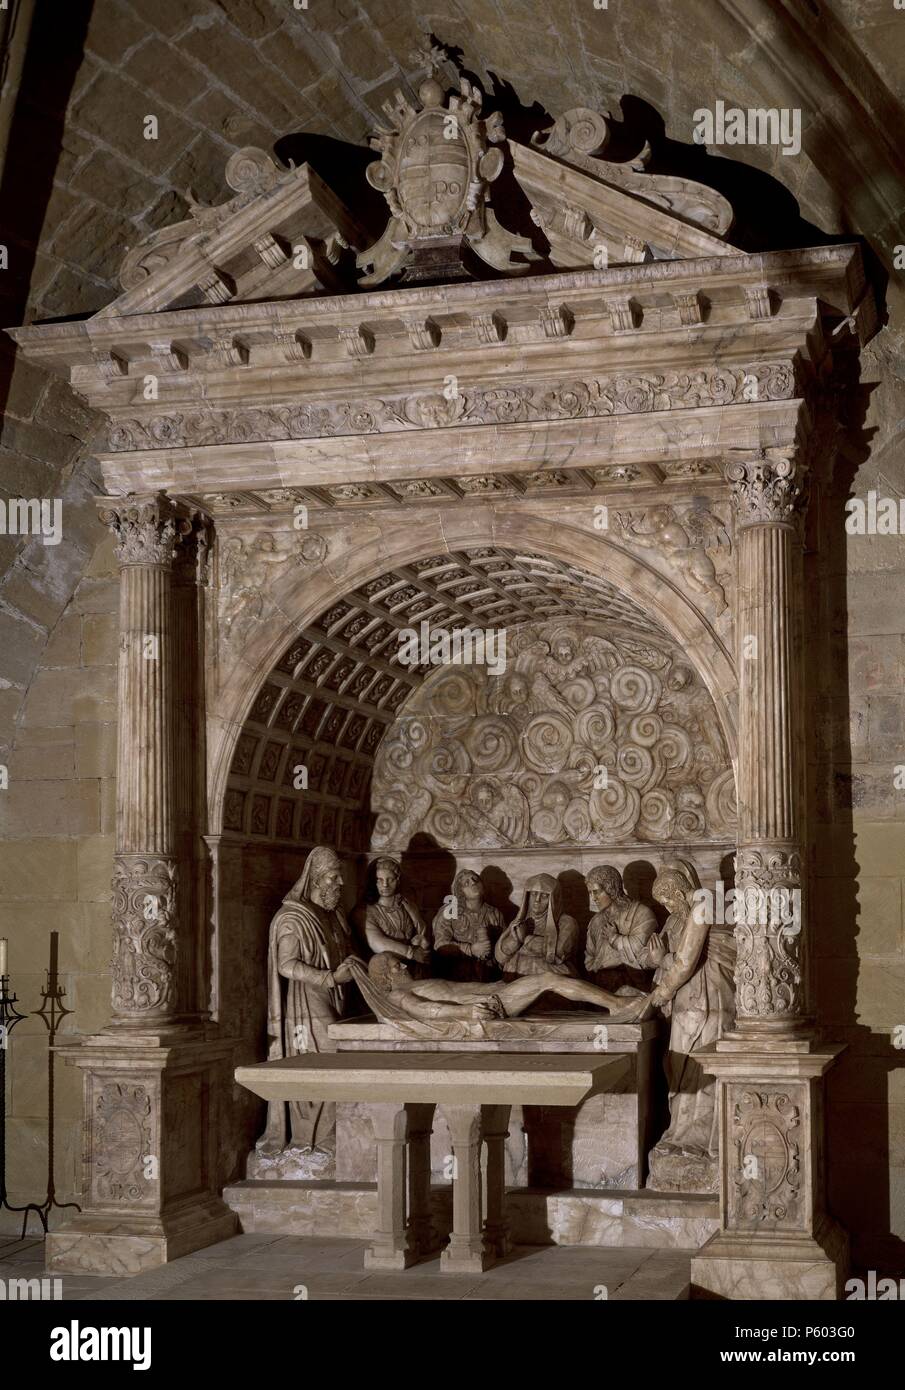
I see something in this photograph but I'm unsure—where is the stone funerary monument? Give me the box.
[8,50,879,1301]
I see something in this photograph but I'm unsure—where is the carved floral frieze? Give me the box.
[110,855,178,1018]
[105,362,798,452]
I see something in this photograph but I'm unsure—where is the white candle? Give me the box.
[0,937,7,975]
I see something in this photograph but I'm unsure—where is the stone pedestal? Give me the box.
[690,1040,848,1300]
[46,1032,237,1275]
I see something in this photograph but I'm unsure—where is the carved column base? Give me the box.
[689,1039,848,1301]
[690,1221,849,1302]
[46,1034,237,1276]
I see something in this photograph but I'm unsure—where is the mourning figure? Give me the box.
[364,856,432,968]
[584,864,658,992]
[257,846,362,1160]
[619,857,736,1192]
[432,868,504,980]
[494,873,580,978]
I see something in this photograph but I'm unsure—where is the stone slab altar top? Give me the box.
[235,1051,627,1106]
[328,1013,656,1053]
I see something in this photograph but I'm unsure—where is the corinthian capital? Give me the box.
[98,493,187,567]
[724,454,807,528]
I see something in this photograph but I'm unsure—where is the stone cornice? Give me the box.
[7,245,870,396]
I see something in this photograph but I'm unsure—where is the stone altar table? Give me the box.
[330,1014,657,1193]
[235,1050,625,1272]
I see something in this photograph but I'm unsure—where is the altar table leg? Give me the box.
[440,1103,509,1273]
[364,1101,419,1270]
[482,1104,512,1258]
[407,1102,439,1256]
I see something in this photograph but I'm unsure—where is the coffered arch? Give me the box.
[209,505,739,840]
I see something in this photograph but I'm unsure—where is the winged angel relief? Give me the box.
[219,533,302,637]
[616,501,731,615]
[371,621,737,852]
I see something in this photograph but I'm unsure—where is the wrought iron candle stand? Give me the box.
[0,968,46,1235]
[28,931,81,1235]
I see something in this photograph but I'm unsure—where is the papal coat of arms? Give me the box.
[358,46,535,284]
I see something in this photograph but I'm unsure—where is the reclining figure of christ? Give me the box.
[351,954,648,1024]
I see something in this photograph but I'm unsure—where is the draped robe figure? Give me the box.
[494,873,580,978]
[257,846,356,1158]
[364,856,431,973]
[624,858,736,1193]
[432,869,504,981]
[584,863,658,993]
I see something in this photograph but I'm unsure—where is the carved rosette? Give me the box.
[98,495,184,567]
[93,1081,155,1206]
[729,1087,803,1229]
[725,455,807,529]
[733,848,803,1021]
[110,854,178,1020]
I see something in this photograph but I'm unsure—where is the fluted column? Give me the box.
[726,454,809,1037]
[99,494,187,1028]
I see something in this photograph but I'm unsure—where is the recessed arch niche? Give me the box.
[215,542,738,1176]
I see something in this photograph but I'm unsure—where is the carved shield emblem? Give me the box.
[397,110,472,232]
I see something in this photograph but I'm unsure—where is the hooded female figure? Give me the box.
[256,846,358,1157]
[494,873,580,978]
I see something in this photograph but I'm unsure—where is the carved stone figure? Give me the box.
[353,953,624,1025]
[364,857,431,968]
[219,531,299,636]
[257,847,361,1160]
[620,858,736,1193]
[616,502,730,614]
[495,873,580,978]
[432,869,505,981]
[584,864,658,992]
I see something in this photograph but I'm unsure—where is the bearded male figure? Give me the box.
[257,846,362,1159]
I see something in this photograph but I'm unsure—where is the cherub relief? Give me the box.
[616,502,730,614]
[220,532,299,635]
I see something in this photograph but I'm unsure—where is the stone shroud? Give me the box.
[7,119,876,1295]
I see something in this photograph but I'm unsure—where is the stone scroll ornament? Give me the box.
[110,855,178,1018]
[371,621,736,851]
[93,1082,154,1205]
[105,362,797,453]
[733,848,804,1018]
[724,453,808,527]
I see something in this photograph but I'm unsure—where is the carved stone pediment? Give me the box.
[99,148,372,319]
[97,51,742,319]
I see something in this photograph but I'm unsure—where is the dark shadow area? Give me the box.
[0,0,94,405]
[809,341,904,1275]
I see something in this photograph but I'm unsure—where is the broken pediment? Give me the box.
[97,55,741,319]
[98,147,373,319]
